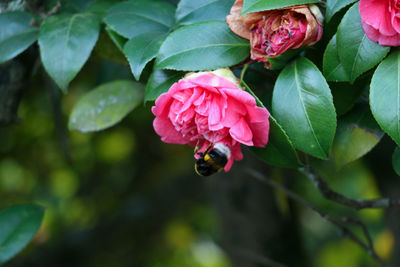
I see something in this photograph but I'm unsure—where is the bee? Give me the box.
[194,142,231,176]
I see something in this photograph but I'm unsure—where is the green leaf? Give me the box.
[144,69,184,102]
[272,57,337,159]
[176,0,235,25]
[156,21,249,71]
[325,0,356,22]
[370,51,400,146]
[323,34,349,82]
[251,116,302,168]
[392,147,400,176]
[38,13,100,92]
[86,0,119,19]
[242,0,319,14]
[124,32,167,80]
[337,3,389,83]
[0,204,44,264]
[56,0,97,12]
[242,81,301,167]
[267,49,300,70]
[69,80,143,132]
[0,11,38,64]
[105,27,126,52]
[332,103,384,169]
[104,0,175,39]
[331,80,366,116]
[94,32,127,65]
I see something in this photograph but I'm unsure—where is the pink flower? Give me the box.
[152,69,270,172]
[360,0,400,46]
[227,0,323,67]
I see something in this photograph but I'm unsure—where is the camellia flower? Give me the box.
[360,0,400,46]
[226,0,323,67]
[152,69,270,174]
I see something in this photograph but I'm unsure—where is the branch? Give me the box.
[45,73,72,164]
[246,169,385,265]
[299,168,400,209]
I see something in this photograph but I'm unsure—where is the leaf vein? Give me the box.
[294,61,326,157]
[159,43,249,63]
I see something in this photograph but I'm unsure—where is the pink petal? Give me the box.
[229,117,253,146]
[247,106,270,147]
[362,19,400,46]
[224,156,234,172]
[222,89,256,106]
[359,0,396,36]
[221,100,243,127]
[231,142,243,160]
[208,96,224,131]
[377,32,400,46]
[153,117,187,144]
[361,19,380,42]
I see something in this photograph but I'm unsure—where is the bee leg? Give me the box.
[204,137,215,154]
[194,139,201,154]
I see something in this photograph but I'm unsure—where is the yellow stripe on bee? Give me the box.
[204,154,211,161]
[194,163,203,176]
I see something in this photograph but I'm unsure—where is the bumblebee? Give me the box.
[194,143,231,176]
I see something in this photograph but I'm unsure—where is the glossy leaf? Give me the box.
[156,21,249,71]
[392,147,400,176]
[0,204,44,264]
[86,0,119,18]
[242,0,319,14]
[331,80,366,116]
[124,32,167,80]
[370,51,400,146]
[144,69,184,102]
[272,57,336,159]
[0,11,38,63]
[337,3,389,83]
[242,81,301,167]
[105,27,126,52]
[176,0,235,25]
[323,35,349,82]
[325,0,356,22]
[268,49,300,70]
[69,80,143,132]
[332,103,384,169]
[251,116,302,168]
[104,0,175,39]
[39,13,100,92]
[95,32,127,65]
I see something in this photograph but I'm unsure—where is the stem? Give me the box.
[240,63,249,83]
[299,167,400,209]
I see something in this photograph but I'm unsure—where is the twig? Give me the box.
[45,73,72,165]
[230,57,254,70]
[246,169,385,265]
[299,168,400,210]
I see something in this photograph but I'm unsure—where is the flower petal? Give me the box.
[230,117,253,146]
[360,0,396,36]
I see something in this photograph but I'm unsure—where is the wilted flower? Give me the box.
[152,69,270,173]
[360,0,400,46]
[227,0,323,67]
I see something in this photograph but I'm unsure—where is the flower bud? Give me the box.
[227,0,323,67]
